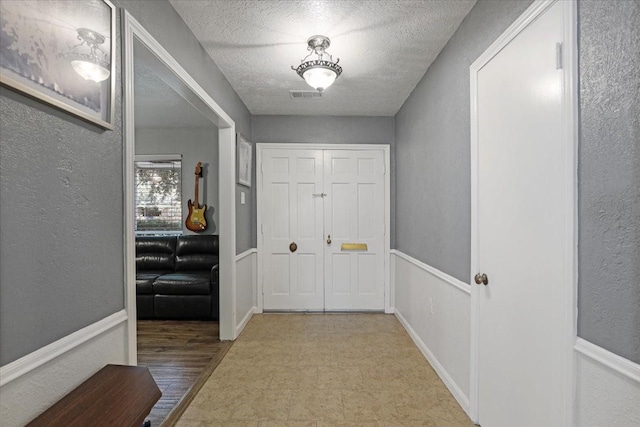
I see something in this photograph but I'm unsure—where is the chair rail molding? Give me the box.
[0,310,127,386]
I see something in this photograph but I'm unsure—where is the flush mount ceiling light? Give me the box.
[67,28,110,82]
[292,35,342,92]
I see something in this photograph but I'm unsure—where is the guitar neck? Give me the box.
[194,173,200,206]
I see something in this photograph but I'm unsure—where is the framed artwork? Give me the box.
[0,0,116,129]
[237,133,252,187]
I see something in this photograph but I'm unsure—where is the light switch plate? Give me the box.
[240,191,246,204]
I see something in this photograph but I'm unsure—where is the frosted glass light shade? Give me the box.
[71,60,110,82]
[302,67,337,92]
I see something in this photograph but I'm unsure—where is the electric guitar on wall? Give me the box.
[185,162,207,232]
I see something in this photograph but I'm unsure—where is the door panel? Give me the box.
[262,149,324,310]
[262,147,386,311]
[476,2,567,426]
[324,150,385,310]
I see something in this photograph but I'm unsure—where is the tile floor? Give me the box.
[176,314,475,427]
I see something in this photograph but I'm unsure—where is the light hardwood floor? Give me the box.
[137,320,232,426]
[175,313,474,427]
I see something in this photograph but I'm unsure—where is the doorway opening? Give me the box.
[122,10,238,424]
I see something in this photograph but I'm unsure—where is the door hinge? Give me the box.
[556,42,563,70]
[261,223,264,234]
[261,162,264,173]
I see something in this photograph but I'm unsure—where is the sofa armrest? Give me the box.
[210,264,219,320]
[210,264,219,285]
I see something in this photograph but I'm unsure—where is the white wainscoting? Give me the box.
[0,311,128,426]
[391,250,471,416]
[235,249,257,338]
[575,338,640,427]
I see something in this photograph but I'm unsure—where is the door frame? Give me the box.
[123,11,238,364]
[256,143,392,313]
[469,0,578,424]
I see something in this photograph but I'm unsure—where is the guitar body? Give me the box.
[186,199,207,231]
[185,162,208,232]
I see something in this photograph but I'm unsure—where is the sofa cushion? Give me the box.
[136,236,176,271]
[136,273,162,295]
[152,273,210,295]
[175,235,218,272]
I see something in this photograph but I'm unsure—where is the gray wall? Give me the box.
[577,0,640,364]
[395,0,639,362]
[252,115,396,246]
[0,88,124,366]
[395,0,534,283]
[136,127,219,234]
[0,0,251,365]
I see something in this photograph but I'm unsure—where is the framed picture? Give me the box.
[0,0,115,129]
[237,133,252,187]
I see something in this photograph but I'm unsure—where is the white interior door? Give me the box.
[324,150,386,310]
[261,147,387,311]
[475,2,571,426]
[262,149,324,310]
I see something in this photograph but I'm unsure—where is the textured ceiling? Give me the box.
[169,0,476,116]
[135,59,215,129]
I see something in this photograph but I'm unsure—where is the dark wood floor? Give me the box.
[137,320,232,426]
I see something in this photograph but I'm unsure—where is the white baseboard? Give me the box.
[392,251,471,417]
[395,309,470,414]
[0,314,127,426]
[235,306,255,337]
[235,249,258,339]
[0,310,127,386]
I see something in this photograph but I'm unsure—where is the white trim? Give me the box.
[469,1,577,424]
[134,154,182,162]
[122,11,237,348]
[236,248,257,262]
[563,2,580,427]
[122,10,137,365]
[236,306,256,337]
[219,127,238,340]
[0,310,127,386]
[256,143,391,313]
[256,143,391,151]
[575,339,640,384]
[391,250,470,295]
[395,309,470,414]
[383,146,392,314]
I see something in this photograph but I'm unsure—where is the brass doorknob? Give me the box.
[327,234,332,245]
[474,273,488,285]
[289,242,297,253]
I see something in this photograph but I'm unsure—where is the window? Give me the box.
[135,156,182,234]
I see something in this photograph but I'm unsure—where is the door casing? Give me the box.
[123,11,239,357]
[256,143,392,313]
[469,0,578,424]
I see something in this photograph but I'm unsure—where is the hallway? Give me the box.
[176,314,474,426]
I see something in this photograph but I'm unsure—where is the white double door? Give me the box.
[260,147,387,311]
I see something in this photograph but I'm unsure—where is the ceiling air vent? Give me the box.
[289,90,322,99]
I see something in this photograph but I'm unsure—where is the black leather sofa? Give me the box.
[136,235,219,320]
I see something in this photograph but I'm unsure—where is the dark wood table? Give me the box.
[26,364,161,427]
